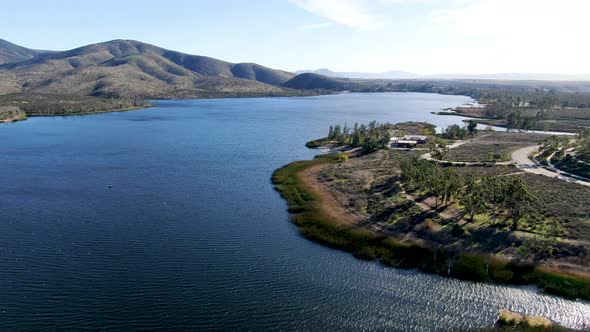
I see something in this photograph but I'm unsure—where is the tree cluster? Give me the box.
[505,110,545,131]
[327,121,392,154]
[400,158,535,229]
[482,94,553,131]
[441,121,477,140]
[0,94,149,117]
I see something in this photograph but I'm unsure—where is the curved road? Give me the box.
[511,145,590,187]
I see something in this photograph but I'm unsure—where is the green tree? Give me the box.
[502,177,535,230]
[467,120,478,136]
[441,168,463,206]
[460,176,485,222]
[430,140,449,160]
[480,176,506,224]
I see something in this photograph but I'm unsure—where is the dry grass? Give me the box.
[445,131,550,162]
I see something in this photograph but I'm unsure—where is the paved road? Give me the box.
[511,145,590,187]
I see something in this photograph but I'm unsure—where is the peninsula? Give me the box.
[273,121,590,301]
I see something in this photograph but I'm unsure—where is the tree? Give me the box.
[430,140,449,160]
[441,168,463,206]
[460,176,485,222]
[443,124,468,140]
[331,125,342,141]
[480,176,506,224]
[467,120,478,136]
[502,177,535,230]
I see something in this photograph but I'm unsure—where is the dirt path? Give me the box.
[299,164,365,226]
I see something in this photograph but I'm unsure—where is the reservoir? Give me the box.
[0,93,588,330]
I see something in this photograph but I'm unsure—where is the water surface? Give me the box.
[1,93,588,330]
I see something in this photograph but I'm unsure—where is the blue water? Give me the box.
[0,93,588,330]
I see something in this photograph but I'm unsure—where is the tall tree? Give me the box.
[481,176,506,224]
[503,177,535,230]
[467,120,478,136]
[460,176,485,222]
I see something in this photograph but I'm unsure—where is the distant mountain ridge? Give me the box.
[296,68,416,79]
[0,39,297,98]
[297,68,590,82]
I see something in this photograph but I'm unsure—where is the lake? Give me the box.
[0,92,588,330]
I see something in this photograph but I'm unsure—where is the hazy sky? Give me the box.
[2,0,588,74]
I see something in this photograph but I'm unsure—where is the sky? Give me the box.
[1,0,589,75]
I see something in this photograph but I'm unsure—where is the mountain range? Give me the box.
[295,69,416,79]
[0,39,300,99]
[2,37,590,105]
[297,68,590,82]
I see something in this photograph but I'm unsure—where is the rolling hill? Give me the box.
[0,39,298,99]
[0,39,51,65]
[281,73,362,91]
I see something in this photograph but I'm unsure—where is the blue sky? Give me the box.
[2,0,588,74]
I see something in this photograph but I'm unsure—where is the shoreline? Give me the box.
[25,104,154,118]
[0,114,27,123]
[1,91,324,121]
[4,90,470,121]
[272,153,590,301]
[0,105,151,124]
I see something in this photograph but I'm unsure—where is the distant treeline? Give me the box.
[0,93,150,116]
[346,81,590,109]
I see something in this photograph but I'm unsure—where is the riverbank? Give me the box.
[272,146,590,301]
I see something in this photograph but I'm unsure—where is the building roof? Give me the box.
[403,135,428,140]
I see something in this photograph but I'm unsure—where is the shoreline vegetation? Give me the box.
[4,75,590,133]
[0,105,27,123]
[272,122,590,302]
[0,93,154,123]
[0,90,321,123]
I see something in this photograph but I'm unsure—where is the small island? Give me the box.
[273,120,590,301]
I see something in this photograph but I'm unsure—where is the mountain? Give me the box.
[0,39,297,98]
[296,68,417,79]
[0,39,51,65]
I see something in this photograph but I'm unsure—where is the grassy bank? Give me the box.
[272,155,590,300]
